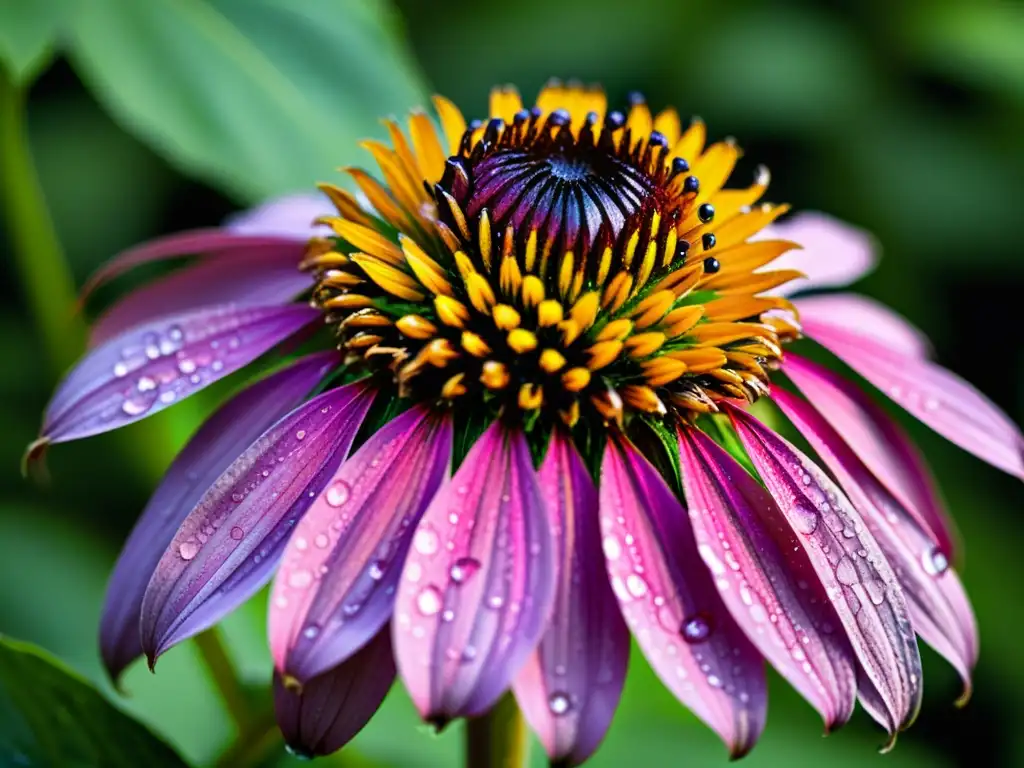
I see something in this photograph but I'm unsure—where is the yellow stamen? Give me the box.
[329,221,404,266]
[346,333,384,349]
[461,331,491,357]
[395,315,437,339]
[466,273,497,313]
[323,294,373,310]
[524,229,539,272]
[631,290,675,329]
[478,210,493,271]
[560,401,580,428]
[493,304,521,330]
[664,348,729,373]
[559,319,582,346]
[558,252,575,298]
[596,319,634,342]
[522,275,545,308]
[500,255,523,296]
[624,332,666,358]
[569,291,600,330]
[662,306,704,338]
[424,338,458,367]
[480,361,509,389]
[441,373,467,399]
[562,367,591,392]
[621,385,666,414]
[636,240,658,288]
[641,357,689,387]
[351,254,425,301]
[539,349,566,373]
[587,340,623,371]
[596,245,613,286]
[518,383,544,410]
[435,296,470,328]
[537,299,563,327]
[622,228,640,268]
[401,236,452,297]
[507,328,538,354]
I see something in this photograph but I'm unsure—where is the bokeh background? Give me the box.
[1,0,1022,766]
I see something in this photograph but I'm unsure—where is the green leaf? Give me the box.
[0,636,189,767]
[67,0,427,201]
[0,0,72,84]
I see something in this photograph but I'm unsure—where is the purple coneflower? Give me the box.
[34,81,1021,764]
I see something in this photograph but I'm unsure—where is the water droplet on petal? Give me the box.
[230,526,244,540]
[416,585,443,616]
[548,692,571,715]
[681,612,713,643]
[413,525,439,555]
[835,556,858,586]
[288,570,313,589]
[122,397,152,416]
[302,624,320,640]
[922,545,949,576]
[179,541,199,560]
[791,501,819,535]
[295,430,307,441]
[449,557,480,584]
[626,573,648,597]
[602,535,622,561]
[326,480,350,507]
[314,533,329,549]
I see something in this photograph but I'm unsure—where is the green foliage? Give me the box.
[0,0,71,83]
[66,0,426,201]
[0,636,189,767]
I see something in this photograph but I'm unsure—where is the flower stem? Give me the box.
[0,65,86,374]
[193,627,253,734]
[465,693,530,768]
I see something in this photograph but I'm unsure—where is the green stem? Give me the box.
[0,65,85,374]
[193,628,253,734]
[465,693,530,768]
[214,711,282,768]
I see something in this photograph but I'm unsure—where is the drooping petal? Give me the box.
[41,303,319,444]
[513,432,629,766]
[755,212,877,296]
[599,435,766,758]
[271,406,453,681]
[772,389,977,699]
[783,353,959,559]
[80,232,307,302]
[727,405,923,737]
[91,251,312,346]
[794,294,932,358]
[274,626,395,759]
[394,423,557,723]
[139,381,374,665]
[677,427,857,730]
[99,351,338,681]
[225,193,332,238]
[801,310,1024,480]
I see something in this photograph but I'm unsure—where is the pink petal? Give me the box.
[274,626,395,758]
[727,405,923,737]
[270,406,453,681]
[225,193,332,238]
[756,211,878,296]
[99,351,337,682]
[677,427,857,730]
[393,423,557,723]
[42,303,320,444]
[140,381,374,664]
[783,353,959,559]
[772,389,977,699]
[91,250,311,346]
[513,432,629,766]
[800,314,1024,479]
[795,294,932,358]
[599,435,766,758]
[80,232,306,303]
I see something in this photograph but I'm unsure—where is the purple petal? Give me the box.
[274,626,395,758]
[225,193,333,238]
[755,212,878,296]
[42,303,320,444]
[270,406,453,680]
[784,353,959,559]
[393,423,557,723]
[99,351,338,681]
[677,427,857,731]
[80,232,307,302]
[772,389,977,700]
[801,308,1024,479]
[795,295,932,359]
[599,435,766,758]
[139,381,374,664]
[513,432,629,766]
[91,250,312,346]
[727,405,923,737]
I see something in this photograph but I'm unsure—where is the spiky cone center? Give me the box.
[304,82,804,427]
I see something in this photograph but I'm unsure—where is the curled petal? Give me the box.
[677,427,857,731]
[274,626,395,759]
[42,303,320,444]
[80,232,306,303]
[92,250,311,346]
[772,389,977,699]
[271,406,453,681]
[727,405,923,738]
[801,310,1024,480]
[784,354,959,560]
[599,435,766,758]
[140,381,374,664]
[225,193,332,238]
[394,423,557,723]
[513,432,629,766]
[757,212,878,296]
[99,351,337,681]
[794,294,932,358]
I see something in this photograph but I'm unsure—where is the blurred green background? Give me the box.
[1,0,1021,766]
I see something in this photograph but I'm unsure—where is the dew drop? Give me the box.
[413,526,439,555]
[922,546,949,576]
[626,573,648,597]
[450,557,481,584]
[178,359,196,375]
[326,480,351,507]
[368,560,386,580]
[121,397,152,416]
[681,612,713,643]
[288,570,313,589]
[295,430,307,441]
[229,526,244,540]
[314,533,330,549]
[791,501,819,535]
[602,535,622,561]
[835,556,858,586]
[113,362,129,377]
[302,624,320,640]
[416,586,443,616]
[548,692,571,715]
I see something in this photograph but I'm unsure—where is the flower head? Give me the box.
[36,81,1022,764]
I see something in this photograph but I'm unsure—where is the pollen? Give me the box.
[303,80,801,425]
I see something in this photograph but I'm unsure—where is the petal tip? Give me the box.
[22,437,50,482]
